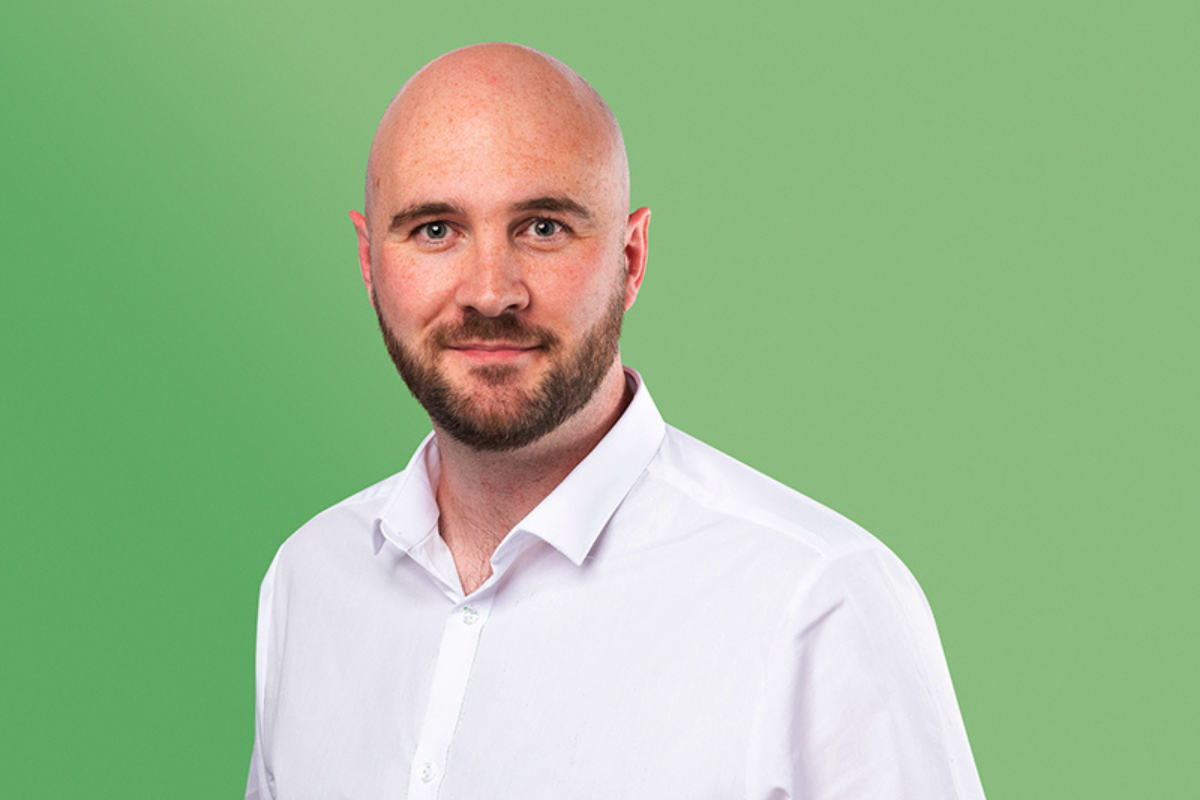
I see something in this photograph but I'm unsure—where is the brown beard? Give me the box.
[375,285,625,452]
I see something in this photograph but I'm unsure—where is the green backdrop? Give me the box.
[2,1,1195,797]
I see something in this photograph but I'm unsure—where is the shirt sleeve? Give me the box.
[245,553,280,800]
[746,544,986,800]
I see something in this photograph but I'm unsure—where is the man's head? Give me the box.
[350,43,650,451]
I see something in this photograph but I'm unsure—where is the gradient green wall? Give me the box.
[3,2,1195,796]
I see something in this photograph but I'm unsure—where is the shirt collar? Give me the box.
[373,429,442,556]
[374,368,666,567]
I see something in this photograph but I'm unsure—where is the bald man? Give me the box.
[246,44,986,800]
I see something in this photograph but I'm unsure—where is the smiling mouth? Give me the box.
[448,342,541,352]
[444,342,544,364]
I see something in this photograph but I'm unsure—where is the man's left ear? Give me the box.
[622,207,651,311]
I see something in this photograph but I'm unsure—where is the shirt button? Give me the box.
[461,606,479,625]
[419,761,436,783]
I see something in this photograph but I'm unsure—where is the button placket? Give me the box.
[406,594,495,798]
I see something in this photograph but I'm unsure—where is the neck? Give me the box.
[433,361,632,594]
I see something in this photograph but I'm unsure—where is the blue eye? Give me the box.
[531,219,560,237]
[422,222,449,239]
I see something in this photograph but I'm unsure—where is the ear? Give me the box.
[622,206,651,311]
[349,210,374,307]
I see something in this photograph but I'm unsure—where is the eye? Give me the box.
[419,221,450,240]
[530,218,563,237]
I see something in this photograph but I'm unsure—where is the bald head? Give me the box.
[363,43,629,228]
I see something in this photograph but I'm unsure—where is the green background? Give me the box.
[2,1,1195,796]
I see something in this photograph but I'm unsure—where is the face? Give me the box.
[352,55,649,451]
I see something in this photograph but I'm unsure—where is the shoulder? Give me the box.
[610,423,934,645]
[647,424,938,641]
[646,424,881,560]
[269,470,403,578]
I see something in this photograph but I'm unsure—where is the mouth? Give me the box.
[444,341,544,363]
[448,341,541,351]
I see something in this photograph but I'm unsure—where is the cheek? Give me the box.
[372,256,454,327]
[538,269,622,332]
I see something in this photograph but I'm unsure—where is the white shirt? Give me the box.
[246,371,985,799]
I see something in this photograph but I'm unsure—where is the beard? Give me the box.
[375,285,625,452]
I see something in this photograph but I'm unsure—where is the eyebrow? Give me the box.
[511,196,592,219]
[389,202,464,232]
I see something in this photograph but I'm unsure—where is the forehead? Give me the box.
[369,64,621,214]
[405,112,602,185]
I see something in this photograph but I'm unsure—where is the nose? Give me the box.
[454,233,530,316]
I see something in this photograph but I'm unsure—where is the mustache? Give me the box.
[433,311,559,349]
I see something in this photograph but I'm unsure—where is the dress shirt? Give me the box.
[246,369,985,799]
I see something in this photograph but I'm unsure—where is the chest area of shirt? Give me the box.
[268,558,785,799]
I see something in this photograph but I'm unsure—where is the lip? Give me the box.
[445,342,542,362]
[448,341,540,351]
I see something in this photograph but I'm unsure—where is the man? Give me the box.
[246,43,985,799]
